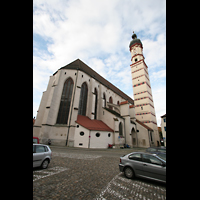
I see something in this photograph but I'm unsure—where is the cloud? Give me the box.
[150,69,166,83]
[33,0,166,119]
[151,85,166,126]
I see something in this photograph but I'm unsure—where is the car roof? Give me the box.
[126,152,157,156]
[147,147,166,149]
[33,143,48,146]
[124,152,166,162]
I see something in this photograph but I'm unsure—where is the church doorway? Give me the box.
[131,127,137,147]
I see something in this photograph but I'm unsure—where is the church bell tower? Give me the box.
[129,31,160,146]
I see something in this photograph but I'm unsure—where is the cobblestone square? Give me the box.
[33,146,166,199]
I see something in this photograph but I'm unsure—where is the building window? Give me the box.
[141,107,143,110]
[96,133,100,137]
[56,78,74,124]
[164,127,166,131]
[164,118,166,122]
[135,58,137,62]
[108,133,111,137]
[78,82,88,116]
[80,131,84,136]
[119,122,123,136]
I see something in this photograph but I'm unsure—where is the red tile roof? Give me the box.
[76,115,114,132]
[120,100,129,105]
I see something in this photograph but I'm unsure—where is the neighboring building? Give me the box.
[33,32,160,148]
[161,114,166,146]
[129,32,160,146]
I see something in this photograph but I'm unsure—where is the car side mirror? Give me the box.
[161,163,166,167]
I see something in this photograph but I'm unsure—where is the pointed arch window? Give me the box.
[119,122,123,136]
[56,78,74,124]
[78,82,88,116]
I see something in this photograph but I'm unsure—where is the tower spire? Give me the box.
[131,31,137,39]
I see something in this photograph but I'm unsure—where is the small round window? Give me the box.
[108,133,111,137]
[80,131,84,136]
[96,133,100,137]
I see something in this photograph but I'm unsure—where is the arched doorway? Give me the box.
[131,127,137,147]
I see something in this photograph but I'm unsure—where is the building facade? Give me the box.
[129,32,160,146]
[33,58,156,148]
[161,114,166,147]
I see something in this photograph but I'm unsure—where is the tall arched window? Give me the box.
[109,96,113,110]
[56,78,74,124]
[78,82,88,116]
[119,122,123,137]
[94,88,98,119]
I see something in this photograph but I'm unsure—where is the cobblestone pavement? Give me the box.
[33,146,166,200]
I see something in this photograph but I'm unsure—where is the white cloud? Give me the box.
[33,0,166,120]
[152,85,166,126]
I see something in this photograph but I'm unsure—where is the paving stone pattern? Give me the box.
[33,147,166,200]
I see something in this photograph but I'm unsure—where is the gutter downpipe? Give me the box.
[66,68,79,146]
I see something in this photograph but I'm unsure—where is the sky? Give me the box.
[33,0,166,126]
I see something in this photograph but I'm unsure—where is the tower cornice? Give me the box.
[130,59,148,69]
[131,54,145,61]
[129,42,143,51]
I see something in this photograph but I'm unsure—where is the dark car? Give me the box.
[119,152,166,183]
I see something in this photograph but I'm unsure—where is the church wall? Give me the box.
[90,131,113,148]
[49,69,77,125]
[129,106,135,120]
[74,125,90,148]
[135,122,150,148]
[34,59,155,148]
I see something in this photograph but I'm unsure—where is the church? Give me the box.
[33,32,160,148]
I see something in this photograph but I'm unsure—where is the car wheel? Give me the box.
[41,159,49,169]
[124,167,134,179]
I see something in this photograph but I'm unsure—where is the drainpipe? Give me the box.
[66,68,79,146]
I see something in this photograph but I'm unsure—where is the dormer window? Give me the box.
[135,58,137,62]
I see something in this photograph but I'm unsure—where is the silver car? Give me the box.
[119,152,166,183]
[33,144,52,169]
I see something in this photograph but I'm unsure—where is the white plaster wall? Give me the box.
[90,131,113,148]
[135,121,150,147]
[74,125,89,148]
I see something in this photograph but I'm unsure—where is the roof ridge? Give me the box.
[54,59,134,104]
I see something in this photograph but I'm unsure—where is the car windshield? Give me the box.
[157,153,166,161]
[33,138,38,143]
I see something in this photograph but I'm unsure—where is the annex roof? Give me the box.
[161,114,166,118]
[76,115,114,132]
[136,119,153,131]
[53,59,134,105]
